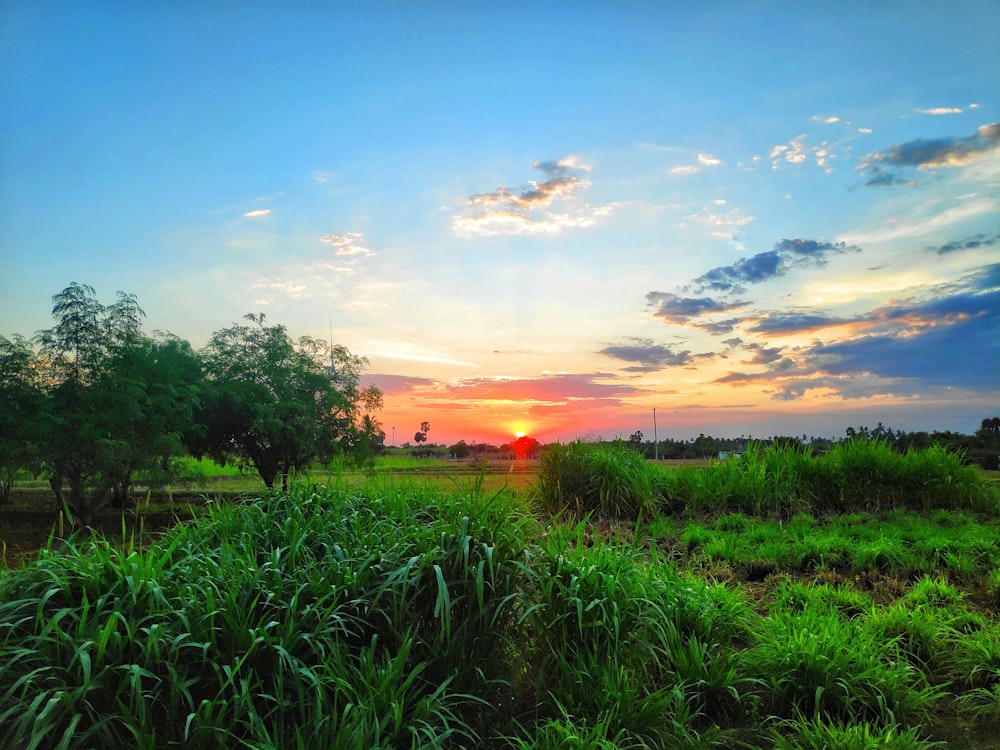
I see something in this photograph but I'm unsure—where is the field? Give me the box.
[1,445,999,749]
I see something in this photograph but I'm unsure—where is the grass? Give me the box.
[536,440,1000,519]
[2,440,999,748]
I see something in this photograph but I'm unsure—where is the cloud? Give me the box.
[915,107,963,115]
[668,151,722,175]
[771,136,837,171]
[714,266,1000,399]
[319,232,372,257]
[927,232,1000,255]
[452,157,613,237]
[430,373,641,403]
[249,279,309,298]
[243,209,272,218]
[741,342,784,365]
[598,337,695,371]
[646,292,750,324]
[689,239,859,294]
[362,373,435,395]
[804,295,999,390]
[860,122,1000,186]
[680,206,754,237]
[747,311,850,336]
[770,134,809,168]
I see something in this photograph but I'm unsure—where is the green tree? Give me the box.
[33,283,110,521]
[32,284,205,522]
[0,335,42,503]
[448,440,470,459]
[198,314,381,490]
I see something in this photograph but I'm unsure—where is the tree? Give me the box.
[413,421,430,454]
[197,314,381,490]
[448,440,470,459]
[628,431,643,452]
[32,284,205,522]
[360,414,387,458]
[511,435,541,459]
[0,335,42,503]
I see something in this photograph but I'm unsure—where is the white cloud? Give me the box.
[243,209,272,218]
[916,107,963,115]
[319,231,372,257]
[452,204,615,237]
[812,115,841,124]
[452,158,614,238]
[250,279,309,297]
[670,151,722,174]
[680,206,755,237]
[837,198,997,246]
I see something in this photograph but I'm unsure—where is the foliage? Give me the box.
[0,483,535,748]
[677,440,998,516]
[1,475,997,748]
[768,717,940,750]
[196,313,382,489]
[0,335,41,503]
[534,440,664,519]
[28,284,204,521]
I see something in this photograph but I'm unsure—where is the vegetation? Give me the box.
[196,313,383,490]
[1,440,999,748]
[0,284,383,520]
[3,284,1000,748]
[536,439,999,519]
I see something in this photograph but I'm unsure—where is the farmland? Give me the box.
[2,443,999,749]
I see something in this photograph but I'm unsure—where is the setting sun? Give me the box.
[515,430,526,438]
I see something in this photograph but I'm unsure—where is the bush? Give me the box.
[534,440,665,519]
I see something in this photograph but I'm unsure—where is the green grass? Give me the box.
[2,441,999,748]
[535,439,1000,520]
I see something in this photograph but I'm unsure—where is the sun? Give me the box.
[515,430,526,439]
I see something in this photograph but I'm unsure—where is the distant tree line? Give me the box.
[625,420,1000,470]
[0,283,384,522]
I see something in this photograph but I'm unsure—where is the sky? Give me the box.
[1,1,998,446]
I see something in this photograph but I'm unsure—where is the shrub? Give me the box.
[534,441,663,519]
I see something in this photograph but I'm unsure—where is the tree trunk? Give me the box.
[49,475,66,509]
[67,473,94,528]
[0,469,11,504]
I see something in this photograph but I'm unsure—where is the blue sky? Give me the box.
[1,1,997,444]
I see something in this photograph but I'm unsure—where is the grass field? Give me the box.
[1,445,999,748]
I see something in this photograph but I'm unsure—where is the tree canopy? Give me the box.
[196,313,383,490]
[3,286,383,518]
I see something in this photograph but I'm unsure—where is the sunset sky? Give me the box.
[1,1,998,445]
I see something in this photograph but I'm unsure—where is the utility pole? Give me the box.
[391,424,396,447]
[330,320,337,376]
[653,408,658,460]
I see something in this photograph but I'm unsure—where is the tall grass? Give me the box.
[535,439,1000,519]
[534,440,663,519]
[2,469,996,748]
[0,483,536,748]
